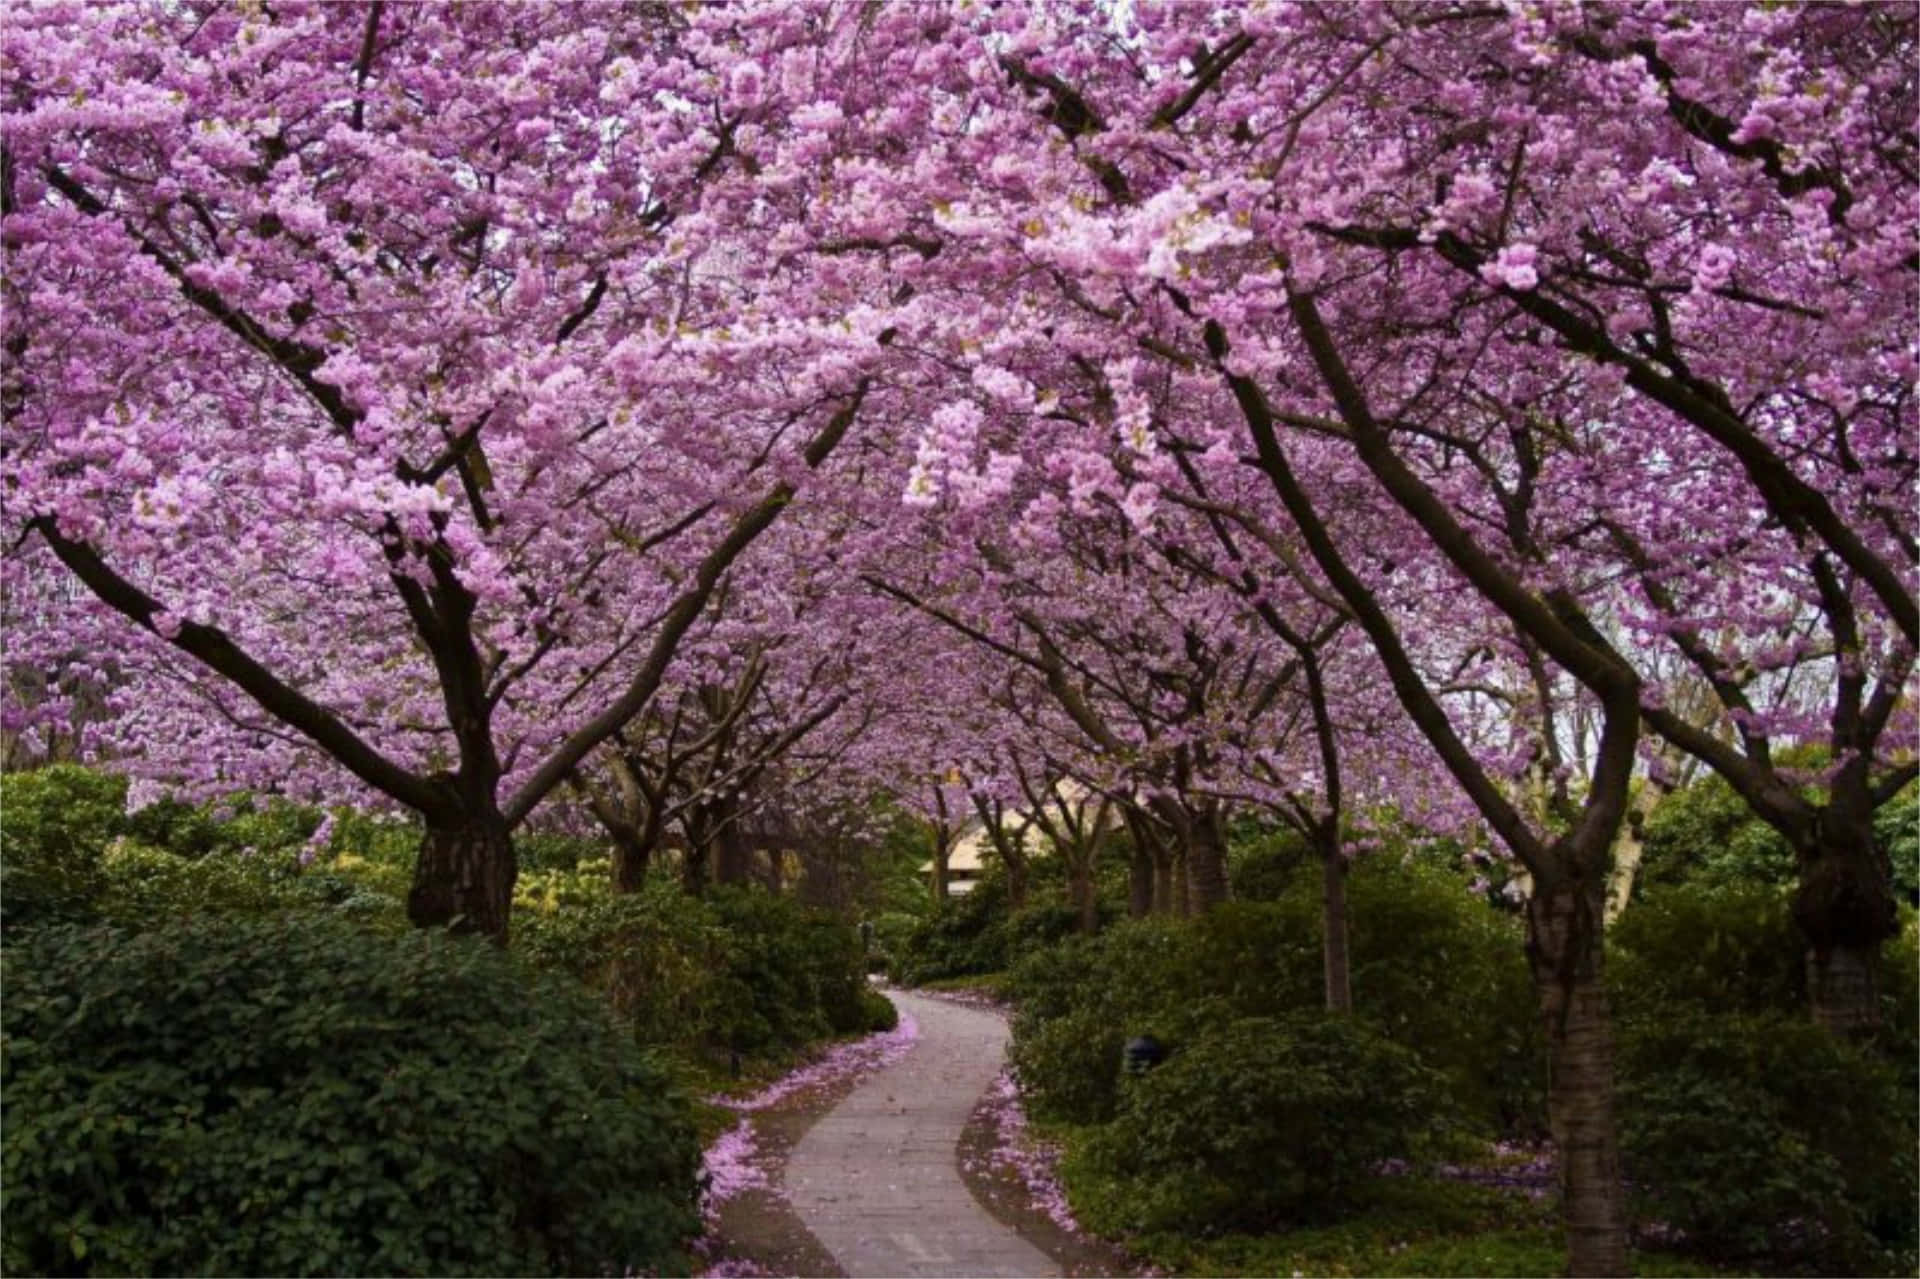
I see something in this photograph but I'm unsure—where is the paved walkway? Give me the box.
[786,989,1059,1278]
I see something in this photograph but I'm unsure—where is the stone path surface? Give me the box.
[785,989,1060,1278]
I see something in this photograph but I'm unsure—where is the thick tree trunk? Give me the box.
[1321,840,1353,1014]
[1171,848,1191,917]
[408,811,517,944]
[1186,808,1229,913]
[1527,876,1629,1277]
[1793,817,1897,1034]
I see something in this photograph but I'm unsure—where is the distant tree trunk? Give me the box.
[608,826,653,894]
[760,846,788,893]
[1527,869,1629,1277]
[1067,862,1098,934]
[714,816,754,886]
[931,840,951,905]
[1319,831,1352,1014]
[1006,856,1029,911]
[408,806,517,944]
[797,846,843,910]
[1128,835,1153,918]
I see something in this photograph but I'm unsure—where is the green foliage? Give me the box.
[1607,881,1805,1018]
[893,876,1013,983]
[1226,822,1313,903]
[97,842,407,931]
[1079,1013,1449,1234]
[516,876,875,1059]
[1008,1005,1127,1124]
[1874,783,1920,902]
[1617,1012,1916,1273]
[1006,857,1540,1135]
[0,765,125,926]
[1610,886,1918,1273]
[2,915,701,1277]
[858,986,899,1032]
[515,876,727,1048]
[704,886,868,1052]
[1639,767,1917,904]
[1640,771,1798,894]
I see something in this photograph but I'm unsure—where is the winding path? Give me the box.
[785,989,1059,1278]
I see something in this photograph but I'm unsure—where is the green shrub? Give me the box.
[0,765,125,927]
[1618,1012,1916,1273]
[859,987,900,1032]
[1005,860,1539,1138]
[515,877,726,1048]
[704,887,867,1055]
[1,915,701,1277]
[1607,881,1804,1018]
[1340,861,1541,1135]
[1082,1013,1448,1234]
[89,842,404,931]
[1228,824,1314,902]
[894,878,1012,984]
[1009,1005,1128,1124]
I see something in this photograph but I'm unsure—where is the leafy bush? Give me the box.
[1227,823,1314,902]
[705,886,868,1053]
[858,987,900,1032]
[893,877,1012,983]
[1618,1012,1916,1273]
[1,915,701,1277]
[1009,1005,1128,1124]
[1080,1013,1448,1234]
[0,765,125,927]
[1005,859,1539,1136]
[516,877,727,1048]
[1639,767,1917,904]
[90,842,405,931]
[1607,882,1805,1018]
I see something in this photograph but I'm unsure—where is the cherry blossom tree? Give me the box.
[0,3,959,940]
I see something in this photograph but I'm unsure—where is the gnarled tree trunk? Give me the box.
[408,808,517,944]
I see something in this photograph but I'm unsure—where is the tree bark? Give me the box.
[1186,805,1230,913]
[1527,875,1629,1278]
[1794,814,1898,1033]
[610,827,652,894]
[1068,864,1098,934]
[1321,837,1353,1014]
[1128,837,1154,918]
[407,809,517,944]
[1006,856,1029,911]
[931,839,951,905]
[714,819,755,886]
[680,830,711,896]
